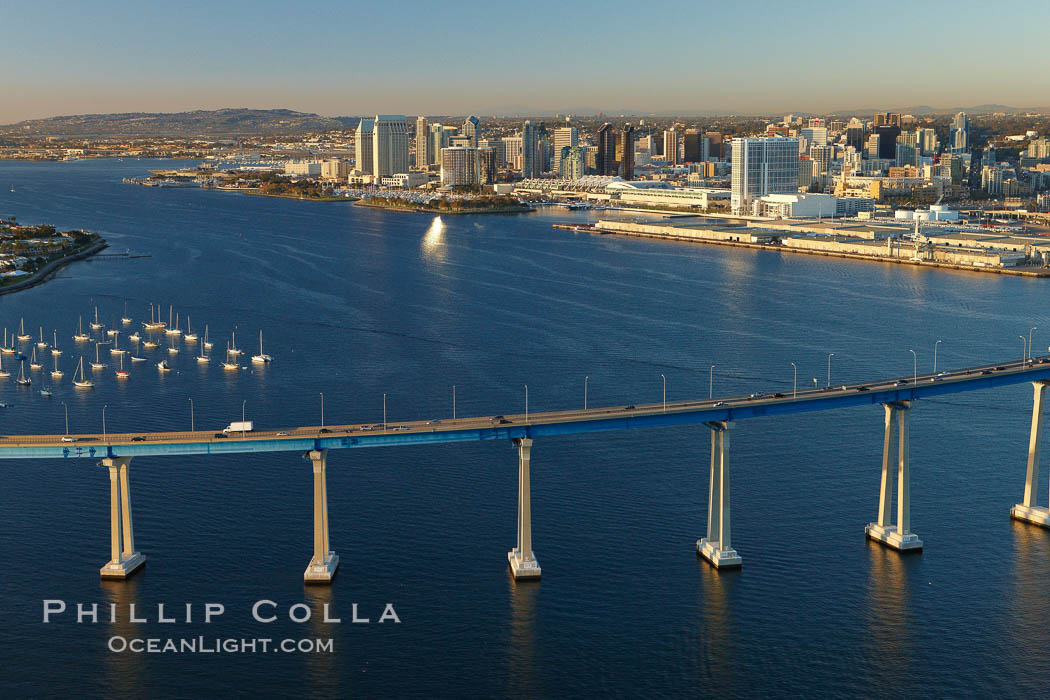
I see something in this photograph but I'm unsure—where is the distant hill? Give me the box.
[0,109,361,136]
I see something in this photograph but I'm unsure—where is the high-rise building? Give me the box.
[478,138,505,168]
[552,127,578,174]
[873,113,902,127]
[372,115,409,178]
[809,144,831,174]
[663,129,679,165]
[440,146,495,187]
[428,123,447,167]
[502,136,523,170]
[917,128,940,155]
[596,123,618,176]
[463,115,481,147]
[874,125,900,160]
[951,112,969,153]
[355,118,375,174]
[895,142,917,168]
[683,129,707,162]
[415,116,428,169]
[730,137,800,214]
[558,146,586,179]
[522,121,539,178]
[619,124,635,180]
[866,133,881,159]
[705,132,723,160]
[798,158,815,189]
[800,126,829,147]
[845,124,865,152]
[982,165,1003,195]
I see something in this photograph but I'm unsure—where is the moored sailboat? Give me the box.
[73,316,90,342]
[184,316,198,342]
[142,302,167,330]
[51,330,62,356]
[36,327,49,349]
[115,354,129,379]
[228,329,242,356]
[90,343,107,370]
[51,354,63,379]
[29,347,41,371]
[222,342,239,370]
[17,318,31,342]
[90,306,103,330]
[251,330,273,364]
[1,329,16,354]
[0,351,9,378]
[73,356,93,388]
[16,360,31,385]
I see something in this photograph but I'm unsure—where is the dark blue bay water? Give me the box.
[2,159,1049,697]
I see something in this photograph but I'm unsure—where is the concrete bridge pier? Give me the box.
[303,449,339,583]
[99,456,146,579]
[1011,382,1050,528]
[698,421,742,568]
[508,438,541,579]
[866,402,923,551]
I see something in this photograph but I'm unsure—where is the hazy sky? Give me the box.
[2,0,1049,123]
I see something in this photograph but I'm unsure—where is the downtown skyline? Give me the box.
[2,0,1049,123]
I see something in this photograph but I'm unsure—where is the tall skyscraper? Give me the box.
[951,112,969,153]
[355,118,375,174]
[875,124,900,160]
[521,121,539,178]
[663,129,679,165]
[552,127,578,174]
[502,136,524,170]
[683,129,706,162]
[705,132,723,160]
[596,123,617,176]
[372,115,409,178]
[428,123,447,166]
[845,124,865,152]
[415,116,428,169]
[619,124,635,180]
[917,127,940,155]
[463,115,481,147]
[873,112,902,127]
[730,137,800,214]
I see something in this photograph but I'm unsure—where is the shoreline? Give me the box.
[566,224,1050,278]
[0,240,109,296]
[355,201,531,216]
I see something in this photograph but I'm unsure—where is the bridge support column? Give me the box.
[1012,382,1050,528]
[99,456,146,579]
[304,449,339,583]
[698,421,741,568]
[865,402,923,551]
[508,438,540,579]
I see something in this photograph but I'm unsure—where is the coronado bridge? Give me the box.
[4,356,1050,583]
